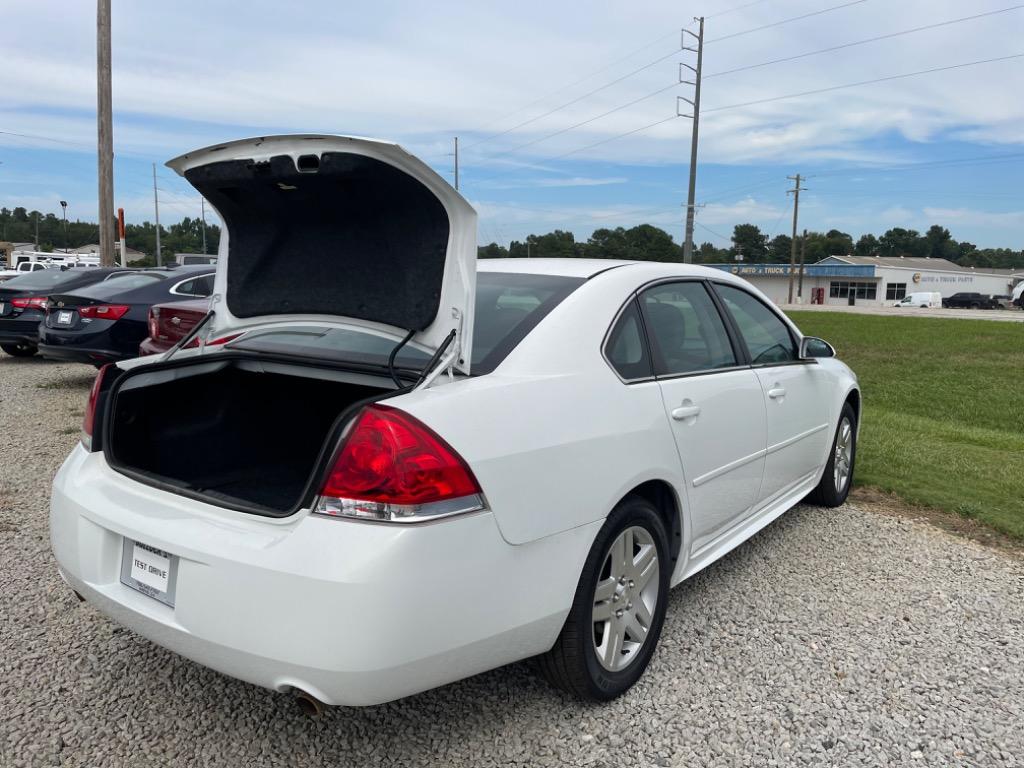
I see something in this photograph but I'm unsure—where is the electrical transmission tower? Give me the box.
[679,17,704,263]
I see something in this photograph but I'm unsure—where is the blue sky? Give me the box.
[2,0,1022,249]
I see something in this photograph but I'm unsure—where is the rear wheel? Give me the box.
[538,497,670,701]
[1,342,38,357]
[805,403,856,507]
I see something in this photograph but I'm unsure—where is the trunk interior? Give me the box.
[106,358,394,515]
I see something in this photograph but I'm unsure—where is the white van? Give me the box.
[893,291,941,308]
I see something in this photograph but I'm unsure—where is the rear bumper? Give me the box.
[0,317,42,345]
[38,343,123,363]
[50,446,598,706]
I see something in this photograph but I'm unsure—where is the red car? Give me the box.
[139,299,210,355]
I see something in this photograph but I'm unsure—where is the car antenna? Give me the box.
[387,329,416,389]
[162,310,215,363]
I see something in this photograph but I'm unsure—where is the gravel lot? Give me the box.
[2,355,1023,768]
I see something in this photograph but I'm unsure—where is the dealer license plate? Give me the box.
[56,310,73,325]
[119,539,178,607]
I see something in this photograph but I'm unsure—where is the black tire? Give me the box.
[805,402,857,507]
[1,342,38,357]
[970,302,980,309]
[538,496,670,701]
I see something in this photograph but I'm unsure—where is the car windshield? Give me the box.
[229,271,585,376]
[0,269,94,292]
[68,273,166,299]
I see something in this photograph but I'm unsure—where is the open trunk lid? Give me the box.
[167,135,477,375]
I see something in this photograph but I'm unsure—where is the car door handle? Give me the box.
[767,386,787,400]
[671,404,701,420]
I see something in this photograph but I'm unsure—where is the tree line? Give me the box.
[4,204,1020,270]
[481,222,1023,269]
[0,206,219,265]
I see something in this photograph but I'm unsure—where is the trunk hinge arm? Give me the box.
[413,307,463,390]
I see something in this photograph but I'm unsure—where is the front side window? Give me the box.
[715,283,797,365]
[639,282,736,376]
[605,299,652,380]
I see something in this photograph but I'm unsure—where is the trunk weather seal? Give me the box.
[102,350,406,519]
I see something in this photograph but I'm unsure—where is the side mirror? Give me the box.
[800,336,836,359]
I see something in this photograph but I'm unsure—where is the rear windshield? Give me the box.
[0,268,98,292]
[229,271,585,376]
[69,272,166,299]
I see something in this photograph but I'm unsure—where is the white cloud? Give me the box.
[922,207,1024,229]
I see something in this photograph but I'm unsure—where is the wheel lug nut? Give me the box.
[628,580,635,588]
[626,602,633,610]
[612,594,619,602]
[615,609,623,618]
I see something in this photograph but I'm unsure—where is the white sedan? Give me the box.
[50,135,860,709]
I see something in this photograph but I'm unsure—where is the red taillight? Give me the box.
[317,405,483,522]
[79,304,130,320]
[81,364,111,449]
[12,296,48,310]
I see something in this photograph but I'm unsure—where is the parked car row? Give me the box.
[0,265,213,363]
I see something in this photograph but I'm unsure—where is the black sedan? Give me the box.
[38,267,214,365]
[0,267,132,357]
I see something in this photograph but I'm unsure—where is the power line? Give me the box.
[468,0,870,155]
[484,81,682,158]
[705,4,1024,79]
[705,0,774,21]
[464,45,683,150]
[470,30,681,136]
[703,53,1024,114]
[706,0,867,44]
[0,129,91,148]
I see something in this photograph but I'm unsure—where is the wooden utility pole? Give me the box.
[798,228,807,301]
[786,174,803,304]
[680,17,704,263]
[152,163,162,266]
[96,0,116,266]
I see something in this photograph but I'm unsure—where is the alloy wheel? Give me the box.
[833,416,853,493]
[592,525,660,672]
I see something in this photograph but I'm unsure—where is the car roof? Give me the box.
[477,258,635,278]
[476,257,735,282]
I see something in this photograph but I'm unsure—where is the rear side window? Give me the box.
[714,283,797,365]
[640,282,736,376]
[605,300,652,380]
[173,274,215,297]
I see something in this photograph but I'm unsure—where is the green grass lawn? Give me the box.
[786,311,1024,539]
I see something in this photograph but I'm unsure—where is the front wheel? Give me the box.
[805,403,857,507]
[538,497,670,701]
[1,342,38,357]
